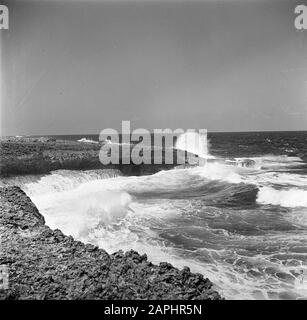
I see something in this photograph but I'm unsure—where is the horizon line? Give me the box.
[1,129,307,137]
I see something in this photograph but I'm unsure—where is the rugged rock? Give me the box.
[0,186,222,300]
[0,138,188,177]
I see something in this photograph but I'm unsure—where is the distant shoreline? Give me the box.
[0,137,184,177]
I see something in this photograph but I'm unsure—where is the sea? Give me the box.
[3,131,307,300]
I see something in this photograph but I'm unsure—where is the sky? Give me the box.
[1,0,306,135]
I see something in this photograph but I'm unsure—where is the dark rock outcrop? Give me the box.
[0,138,188,177]
[0,186,222,300]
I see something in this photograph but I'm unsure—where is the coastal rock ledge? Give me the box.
[0,186,222,300]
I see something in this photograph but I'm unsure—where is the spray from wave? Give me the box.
[9,131,307,300]
[77,137,99,144]
[175,131,215,159]
[1,169,122,196]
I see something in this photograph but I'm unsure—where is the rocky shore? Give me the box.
[0,137,187,177]
[0,186,222,300]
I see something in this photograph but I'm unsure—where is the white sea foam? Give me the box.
[32,187,133,237]
[245,171,307,188]
[104,138,131,146]
[77,137,99,144]
[175,131,215,159]
[234,155,304,170]
[257,186,307,208]
[23,169,122,196]
[18,146,307,300]
[192,162,244,184]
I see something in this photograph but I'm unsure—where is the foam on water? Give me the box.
[12,146,307,300]
[21,169,122,196]
[235,155,305,170]
[36,188,132,237]
[77,138,99,144]
[257,187,307,208]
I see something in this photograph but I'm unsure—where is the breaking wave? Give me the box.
[175,131,215,159]
[9,151,307,300]
[257,187,307,208]
[3,169,123,196]
[77,138,99,144]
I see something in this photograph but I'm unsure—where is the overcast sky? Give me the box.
[1,0,306,135]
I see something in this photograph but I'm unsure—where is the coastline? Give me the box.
[0,186,222,300]
[0,137,188,177]
[0,137,222,300]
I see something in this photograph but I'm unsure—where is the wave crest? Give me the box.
[23,169,122,196]
[77,138,98,144]
[257,186,307,208]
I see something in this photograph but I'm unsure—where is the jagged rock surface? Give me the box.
[0,187,222,300]
[0,138,185,177]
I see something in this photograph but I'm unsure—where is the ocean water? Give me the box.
[5,131,307,299]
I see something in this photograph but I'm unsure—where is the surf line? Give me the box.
[104,304,138,318]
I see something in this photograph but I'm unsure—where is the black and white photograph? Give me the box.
[0,0,307,308]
